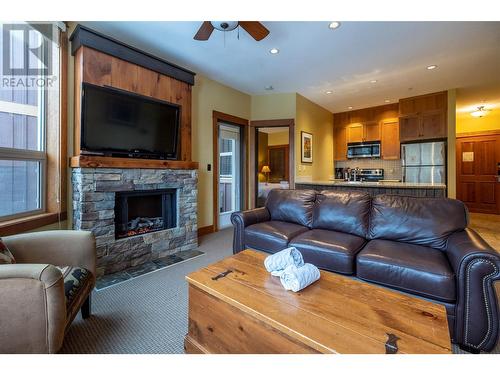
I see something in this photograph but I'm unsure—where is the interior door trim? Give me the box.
[212,111,249,232]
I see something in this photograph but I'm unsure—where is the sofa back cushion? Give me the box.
[369,195,468,250]
[266,189,317,227]
[0,238,16,264]
[312,191,371,237]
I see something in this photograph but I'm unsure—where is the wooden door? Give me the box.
[334,125,347,160]
[381,119,400,159]
[267,145,289,182]
[421,110,446,140]
[347,124,364,143]
[456,133,500,214]
[399,115,421,142]
[364,122,381,142]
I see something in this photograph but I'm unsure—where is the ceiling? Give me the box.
[81,21,500,113]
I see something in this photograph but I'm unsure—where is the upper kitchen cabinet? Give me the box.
[399,91,447,142]
[347,122,380,143]
[334,112,348,160]
[381,118,400,159]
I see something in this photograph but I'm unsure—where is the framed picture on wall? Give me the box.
[301,131,313,163]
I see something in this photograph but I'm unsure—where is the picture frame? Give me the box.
[301,131,313,163]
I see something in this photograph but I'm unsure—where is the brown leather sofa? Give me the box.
[0,230,96,353]
[231,189,500,352]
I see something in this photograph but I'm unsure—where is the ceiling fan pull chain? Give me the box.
[237,26,240,40]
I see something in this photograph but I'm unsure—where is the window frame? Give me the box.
[0,24,49,222]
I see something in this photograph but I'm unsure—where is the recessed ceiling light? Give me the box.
[348,106,353,110]
[427,65,437,70]
[370,80,378,84]
[326,90,333,94]
[384,99,390,103]
[329,22,341,29]
[265,85,274,91]
[269,48,279,54]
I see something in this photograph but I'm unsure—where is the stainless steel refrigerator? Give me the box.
[401,141,446,184]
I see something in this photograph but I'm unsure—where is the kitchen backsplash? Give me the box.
[335,159,403,181]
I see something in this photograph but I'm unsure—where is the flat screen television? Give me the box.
[81,83,180,159]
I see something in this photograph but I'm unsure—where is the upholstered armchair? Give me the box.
[0,230,96,353]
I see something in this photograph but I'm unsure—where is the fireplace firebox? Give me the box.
[115,189,177,239]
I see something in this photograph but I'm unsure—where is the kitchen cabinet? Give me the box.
[381,119,400,159]
[347,122,380,143]
[399,91,447,142]
[334,125,347,161]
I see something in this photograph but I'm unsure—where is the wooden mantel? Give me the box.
[70,155,199,170]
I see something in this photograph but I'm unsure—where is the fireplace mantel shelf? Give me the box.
[70,155,199,170]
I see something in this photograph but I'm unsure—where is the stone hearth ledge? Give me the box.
[72,168,198,276]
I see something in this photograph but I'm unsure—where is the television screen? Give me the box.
[81,83,180,159]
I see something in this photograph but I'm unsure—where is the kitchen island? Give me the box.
[295,180,447,198]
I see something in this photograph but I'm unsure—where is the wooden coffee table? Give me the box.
[184,250,451,354]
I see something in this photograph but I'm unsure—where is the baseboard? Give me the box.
[198,225,215,238]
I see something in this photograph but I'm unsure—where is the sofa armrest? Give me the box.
[231,207,270,254]
[3,230,96,278]
[0,264,66,353]
[446,228,500,352]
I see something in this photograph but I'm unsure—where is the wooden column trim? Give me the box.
[212,111,250,232]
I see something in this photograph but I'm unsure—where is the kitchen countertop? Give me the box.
[295,180,447,189]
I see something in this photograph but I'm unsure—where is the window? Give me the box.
[0,22,61,221]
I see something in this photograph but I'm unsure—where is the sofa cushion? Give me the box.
[245,221,309,253]
[313,191,371,237]
[265,189,317,228]
[0,238,15,264]
[356,239,456,303]
[290,229,366,275]
[56,266,93,318]
[369,195,468,250]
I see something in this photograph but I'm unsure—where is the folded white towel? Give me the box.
[279,263,321,292]
[264,247,304,277]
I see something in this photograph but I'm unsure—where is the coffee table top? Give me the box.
[186,249,452,354]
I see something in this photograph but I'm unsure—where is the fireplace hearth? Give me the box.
[115,189,177,239]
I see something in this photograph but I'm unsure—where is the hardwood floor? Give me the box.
[469,213,500,252]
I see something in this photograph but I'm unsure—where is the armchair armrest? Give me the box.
[3,230,96,278]
[0,264,66,353]
[446,228,500,352]
[231,207,270,254]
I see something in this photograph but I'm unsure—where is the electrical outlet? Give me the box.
[207,164,211,171]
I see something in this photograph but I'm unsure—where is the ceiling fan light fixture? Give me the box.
[329,22,341,29]
[210,21,239,32]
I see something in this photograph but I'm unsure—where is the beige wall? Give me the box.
[251,93,296,121]
[192,74,251,229]
[267,130,289,146]
[295,94,334,181]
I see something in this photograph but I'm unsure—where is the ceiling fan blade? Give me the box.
[194,21,214,40]
[239,21,269,41]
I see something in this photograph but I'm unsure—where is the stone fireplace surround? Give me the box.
[72,167,197,276]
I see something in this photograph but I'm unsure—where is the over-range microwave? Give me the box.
[347,142,381,159]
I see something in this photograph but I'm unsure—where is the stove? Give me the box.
[358,168,384,182]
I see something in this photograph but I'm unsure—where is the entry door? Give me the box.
[456,134,500,214]
[218,124,241,229]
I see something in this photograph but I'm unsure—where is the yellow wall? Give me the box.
[191,74,251,228]
[267,130,289,146]
[456,108,500,134]
[447,89,457,199]
[251,93,296,121]
[295,94,334,181]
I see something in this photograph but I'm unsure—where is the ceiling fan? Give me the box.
[194,21,269,41]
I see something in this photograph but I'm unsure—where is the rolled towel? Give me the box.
[264,247,304,276]
[279,263,321,292]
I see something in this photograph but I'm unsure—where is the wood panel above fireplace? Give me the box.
[71,26,196,168]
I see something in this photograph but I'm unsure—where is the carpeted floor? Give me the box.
[60,213,499,354]
[60,228,233,354]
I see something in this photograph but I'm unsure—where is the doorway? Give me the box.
[218,123,243,229]
[456,131,500,214]
[251,119,295,208]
